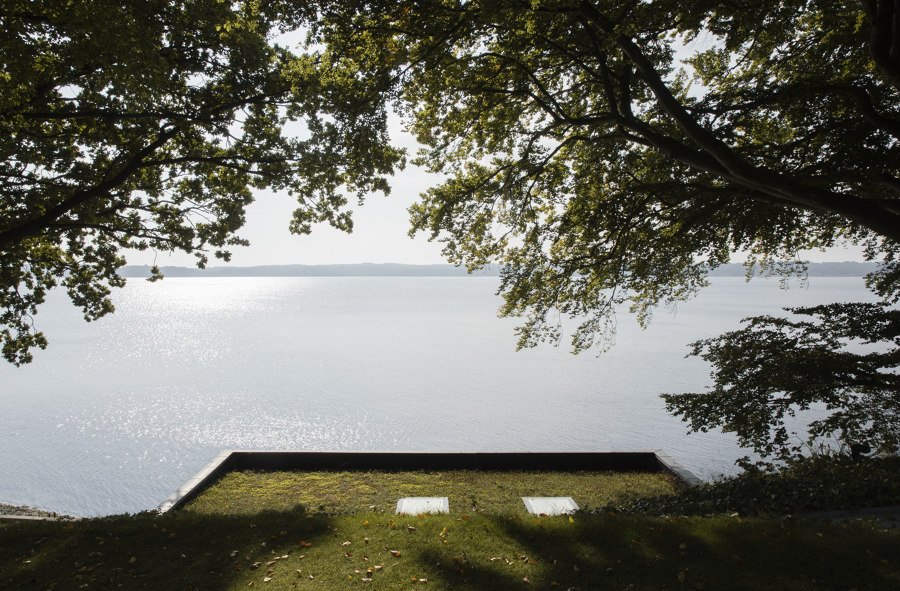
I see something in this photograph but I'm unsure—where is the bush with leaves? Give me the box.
[663,302,900,461]
[613,454,900,517]
[0,0,401,364]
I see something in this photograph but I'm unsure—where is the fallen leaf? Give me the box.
[407,526,416,531]
[263,577,272,582]
[522,576,530,584]
[342,541,352,546]
[390,550,401,557]
[362,578,373,582]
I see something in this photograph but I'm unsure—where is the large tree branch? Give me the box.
[692,83,900,142]
[0,126,180,251]
[864,0,900,92]
[576,0,900,243]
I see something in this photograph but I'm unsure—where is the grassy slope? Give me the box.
[3,463,900,590]
[183,470,681,515]
[2,510,898,590]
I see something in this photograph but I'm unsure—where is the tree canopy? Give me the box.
[3,0,899,456]
[303,0,900,456]
[306,0,899,349]
[663,302,900,461]
[0,0,401,364]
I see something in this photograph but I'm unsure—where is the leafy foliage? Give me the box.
[309,0,900,353]
[615,454,900,517]
[0,0,402,363]
[663,303,900,459]
[304,0,900,461]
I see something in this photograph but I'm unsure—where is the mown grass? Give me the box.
[2,508,898,590]
[183,470,681,515]
[3,461,900,590]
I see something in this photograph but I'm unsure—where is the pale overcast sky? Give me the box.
[125,126,866,268]
[125,30,867,268]
[125,134,866,268]
[125,118,450,268]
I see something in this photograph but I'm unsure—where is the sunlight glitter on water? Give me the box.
[0,276,878,516]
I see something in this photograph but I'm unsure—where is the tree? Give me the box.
[662,303,900,461]
[303,0,899,455]
[0,0,402,364]
[4,1,899,458]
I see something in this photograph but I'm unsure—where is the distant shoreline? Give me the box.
[119,261,880,278]
[119,262,500,278]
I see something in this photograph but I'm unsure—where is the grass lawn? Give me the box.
[2,508,898,590]
[2,467,899,590]
[182,469,682,515]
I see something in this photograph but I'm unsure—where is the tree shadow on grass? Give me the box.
[3,509,899,590]
[414,512,900,590]
[0,504,333,590]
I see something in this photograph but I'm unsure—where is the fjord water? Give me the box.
[0,276,877,516]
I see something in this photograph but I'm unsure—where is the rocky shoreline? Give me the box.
[0,502,74,520]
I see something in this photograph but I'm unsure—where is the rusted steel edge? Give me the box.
[157,450,703,513]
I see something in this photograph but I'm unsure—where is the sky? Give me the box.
[125,130,867,268]
[124,118,450,268]
[124,32,867,269]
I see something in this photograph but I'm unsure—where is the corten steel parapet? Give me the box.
[158,449,702,513]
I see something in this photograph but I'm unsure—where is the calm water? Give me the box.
[0,276,877,516]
